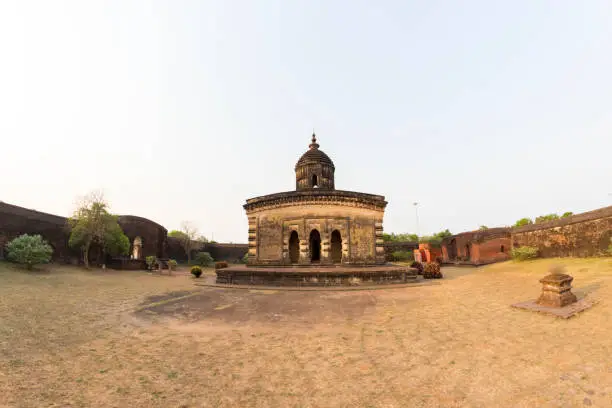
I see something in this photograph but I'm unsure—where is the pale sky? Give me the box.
[1,1,611,243]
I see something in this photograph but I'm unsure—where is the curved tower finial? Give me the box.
[309,130,319,150]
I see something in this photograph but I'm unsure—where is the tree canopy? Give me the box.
[535,213,560,224]
[513,218,533,227]
[68,192,129,268]
[382,233,419,242]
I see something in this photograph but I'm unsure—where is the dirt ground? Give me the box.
[1,258,612,408]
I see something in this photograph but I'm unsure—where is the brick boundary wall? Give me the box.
[511,205,612,258]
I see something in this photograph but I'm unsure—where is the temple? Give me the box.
[216,133,416,286]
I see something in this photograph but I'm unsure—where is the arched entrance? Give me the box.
[289,231,299,264]
[309,229,321,263]
[465,244,471,260]
[331,230,342,263]
[132,237,142,259]
[448,238,457,260]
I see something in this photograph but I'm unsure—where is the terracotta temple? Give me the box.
[216,133,416,286]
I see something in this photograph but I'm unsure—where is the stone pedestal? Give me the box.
[536,266,577,308]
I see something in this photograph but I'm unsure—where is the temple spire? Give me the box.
[309,131,319,150]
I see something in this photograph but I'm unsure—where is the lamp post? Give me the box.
[413,202,419,238]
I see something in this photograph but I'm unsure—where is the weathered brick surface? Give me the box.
[512,206,612,257]
[441,228,511,265]
[247,201,385,266]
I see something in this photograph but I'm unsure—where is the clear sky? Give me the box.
[1,1,611,242]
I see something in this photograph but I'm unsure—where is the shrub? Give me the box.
[423,262,443,279]
[194,252,213,267]
[5,234,53,270]
[391,250,414,262]
[215,261,228,269]
[410,261,424,274]
[168,259,177,270]
[511,246,539,261]
[145,256,157,270]
[191,266,202,278]
[241,253,249,264]
[607,244,612,257]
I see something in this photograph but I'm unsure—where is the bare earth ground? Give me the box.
[1,259,612,408]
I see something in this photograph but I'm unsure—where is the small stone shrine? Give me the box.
[216,132,416,286]
[536,265,577,307]
[511,264,594,318]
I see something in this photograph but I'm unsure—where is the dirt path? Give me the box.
[1,259,611,407]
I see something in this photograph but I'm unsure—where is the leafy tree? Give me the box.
[168,230,186,239]
[196,235,209,243]
[68,192,129,268]
[6,234,53,270]
[171,222,199,264]
[382,232,419,242]
[535,213,559,224]
[195,251,213,267]
[420,230,453,247]
[479,225,489,230]
[562,212,574,218]
[513,218,533,227]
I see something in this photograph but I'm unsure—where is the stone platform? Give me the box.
[511,297,596,319]
[215,264,418,287]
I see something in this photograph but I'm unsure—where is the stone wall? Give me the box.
[0,201,171,264]
[166,237,247,263]
[117,215,168,260]
[512,206,612,258]
[441,228,511,265]
[0,201,77,262]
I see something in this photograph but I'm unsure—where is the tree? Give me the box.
[172,221,199,264]
[535,214,559,224]
[479,225,489,230]
[420,230,453,247]
[562,212,574,218]
[195,251,213,267]
[6,234,53,270]
[382,232,419,242]
[514,218,533,227]
[68,192,130,268]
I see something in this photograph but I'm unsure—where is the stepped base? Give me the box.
[216,264,417,287]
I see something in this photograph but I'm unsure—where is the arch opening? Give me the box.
[448,238,457,260]
[465,244,471,260]
[132,236,142,260]
[311,174,318,188]
[289,231,300,264]
[309,229,321,263]
[331,230,342,263]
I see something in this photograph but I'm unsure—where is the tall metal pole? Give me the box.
[413,202,419,238]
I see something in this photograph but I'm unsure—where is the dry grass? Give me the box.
[1,258,612,407]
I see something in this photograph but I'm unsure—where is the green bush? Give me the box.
[511,246,539,261]
[607,244,612,257]
[5,234,53,270]
[391,250,414,262]
[167,259,178,270]
[145,256,157,270]
[241,253,249,264]
[194,252,213,267]
[215,261,228,269]
[191,266,202,278]
[423,262,443,279]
